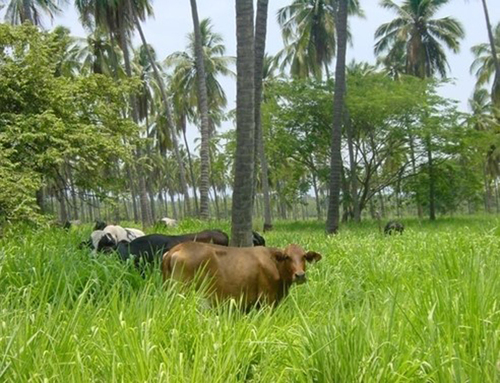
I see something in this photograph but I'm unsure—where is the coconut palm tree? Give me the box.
[374,0,465,79]
[326,0,348,234]
[231,0,255,246]
[3,0,65,26]
[165,18,233,217]
[189,0,211,220]
[165,19,233,116]
[276,0,362,79]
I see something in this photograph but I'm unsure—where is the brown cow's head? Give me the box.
[271,244,322,284]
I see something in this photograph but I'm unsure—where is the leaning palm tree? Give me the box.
[231,0,255,246]
[374,0,465,79]
[3,0,65,26]
[276,0,362,79]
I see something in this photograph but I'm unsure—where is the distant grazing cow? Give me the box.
[252,231,266,246]
[384,221,404,235]
[116,230,229,268]
[162,242,322,309]
[160,217,178,227]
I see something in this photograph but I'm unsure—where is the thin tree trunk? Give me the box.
[427,137,436,220]
[22,0,33,24]
[231,0,255,246]
[253,0,272,231]
[133,13,192,216]
[126,166,139,223]
[36,187,45,214]
[326,0,348,234]
[408,131,423,218]
[169,191,178,220]
[346,111,360,222]
[480,0,500,108]
[312,173,321,219]
[189,0,211,219]
[58,188,68,224]
[182,123,199,216]
[177,195,183,220]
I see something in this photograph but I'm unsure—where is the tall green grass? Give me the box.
[1,216,500,382]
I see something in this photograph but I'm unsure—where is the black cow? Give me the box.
[384,221,404,235]
[116,230,230,270]
[252,231,266,246]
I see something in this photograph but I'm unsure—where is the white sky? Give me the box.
[4,0,500,147]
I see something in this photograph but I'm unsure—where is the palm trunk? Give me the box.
[22,0,33,24]
[408,130,423,218]
[125,166,139,223]
[231,0,255,246]
[169,191,178,220]
[346,111,360,222]
[36,187,45,214]
[312,173,321,219]
[254,0,272,231]
[133,12,192,216]
[182,122,199,216]
[189,0,211,219]
[326,0,348,234]
[480,0,500,108]
[427,136,436,220]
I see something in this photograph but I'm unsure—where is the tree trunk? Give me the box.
[126,166,139,223]
[22,0,33,24]
[253,0,272,231]
[326,0,348,234]
[480,0,500,109]
[312,173,322,219]
[427,137,436,220]
[182,122,199,216]
[36,187,45,214]
[58,188,68,224]
[346,111,360,222]
[408,131,423,218]
[189,0,211,219]
[231,0,255,247]
[169,191,178,220]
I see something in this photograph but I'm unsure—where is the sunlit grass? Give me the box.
[1,216,500,381]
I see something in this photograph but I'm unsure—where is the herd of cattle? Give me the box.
[74,218,403,309]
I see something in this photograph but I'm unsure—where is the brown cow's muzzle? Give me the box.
[294,271,306,284]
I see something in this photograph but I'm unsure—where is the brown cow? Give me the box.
[162,242,322,309]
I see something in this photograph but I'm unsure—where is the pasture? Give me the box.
[1,216,500,382]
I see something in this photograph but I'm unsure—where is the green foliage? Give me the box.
[1,218,500,380]
[0,24,138,223]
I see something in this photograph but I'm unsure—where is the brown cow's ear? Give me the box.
[270,248,288,262]
[305,251,322,263]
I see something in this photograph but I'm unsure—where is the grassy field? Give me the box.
[1,216,500,382]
